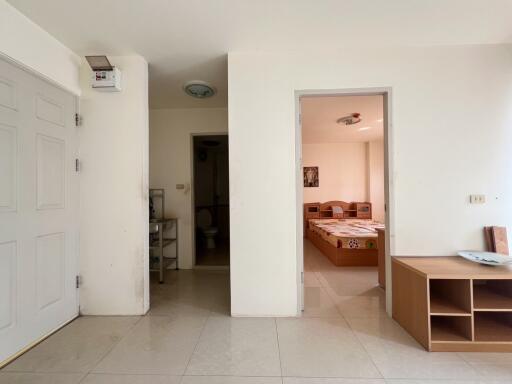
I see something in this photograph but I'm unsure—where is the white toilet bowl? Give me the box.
[202,227,219,249]
[197,208,218,249]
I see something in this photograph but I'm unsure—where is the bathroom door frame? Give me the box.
[190,132,229,269]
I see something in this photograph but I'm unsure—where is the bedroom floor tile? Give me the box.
[302,286,341,318]
[331,294,387,318]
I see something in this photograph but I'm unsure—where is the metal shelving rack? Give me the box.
[149,189,178,283]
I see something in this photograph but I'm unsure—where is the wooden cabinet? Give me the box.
[303,203,320,236]
[355,202,372,219]
[393,257,512,352]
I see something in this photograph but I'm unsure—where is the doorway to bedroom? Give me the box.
[297,90,392,319]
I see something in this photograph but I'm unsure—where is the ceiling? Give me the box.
[301,95,383,143]
[8,0,512,109]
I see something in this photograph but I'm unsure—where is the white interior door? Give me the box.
[0,57,79,364]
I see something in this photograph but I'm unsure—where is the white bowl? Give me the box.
[458,250,512,266]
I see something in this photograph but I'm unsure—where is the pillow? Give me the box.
[332,205,344,218]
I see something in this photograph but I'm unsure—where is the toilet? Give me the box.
[196,208,218,249]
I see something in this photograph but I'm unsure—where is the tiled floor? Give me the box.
[195,238,230,266]
[2,240,512,383]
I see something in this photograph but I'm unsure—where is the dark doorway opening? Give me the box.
[193,135,230,266]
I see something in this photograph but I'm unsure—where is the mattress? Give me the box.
[309,219,384,249]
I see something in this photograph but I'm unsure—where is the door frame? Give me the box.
[190,132,229,269]
[295,87,395,315]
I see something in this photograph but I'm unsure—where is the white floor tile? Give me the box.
[0,372,84,384]
[302,286,341,318]
[458,352,512,364]
[384,380,480,384]
[181,376,283,384]
[81,373,180,383]
[469,363,512,380]
[186,317,281,377]
[332,294,387,319]
[276,318,381,378]
[284,378,384,384]
[3,317,140,373]
[92,316,206,375]
[346,317,476,380]
[304,272,322,287]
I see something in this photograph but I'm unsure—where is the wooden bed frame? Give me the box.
[305,201,378,267]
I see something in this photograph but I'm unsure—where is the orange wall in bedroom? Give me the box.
[302,141,385,222]
[302,142,367,203]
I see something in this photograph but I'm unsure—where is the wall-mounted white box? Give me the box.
[470,194,486,204]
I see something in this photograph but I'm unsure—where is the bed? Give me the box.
[304,201,384,266]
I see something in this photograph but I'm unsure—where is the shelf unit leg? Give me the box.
[175,220,179,270]
[159,225,164,283]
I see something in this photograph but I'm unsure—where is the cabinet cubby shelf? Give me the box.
[473,283,512,311]
[393,257,512,352]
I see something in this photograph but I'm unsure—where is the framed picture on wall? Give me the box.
[303,166,319,187]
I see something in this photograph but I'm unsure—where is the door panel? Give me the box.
[36,134,65,210]
[36,94,65,127]
[0,77,17,110]
[0,57,78,364]
[0,241,16,331]
[0,123,17,211]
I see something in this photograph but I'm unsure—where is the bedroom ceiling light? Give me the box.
[183,80,216,98]
[358,126,371,131]
[337,112,361,125]
[376,118,383,123]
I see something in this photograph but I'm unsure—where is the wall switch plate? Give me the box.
[470,194,486,204]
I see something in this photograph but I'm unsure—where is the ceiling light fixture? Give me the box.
[337,113,361,125]
[358,127,371,131]
[183,80,216,98]
[376,118,383,123]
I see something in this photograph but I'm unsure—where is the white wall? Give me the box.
[228,44,512,316]
[79,56,149,315]
[149,108,228,269]
[302,143,367,203]
[0,0,81,95]
[368,139,385,222]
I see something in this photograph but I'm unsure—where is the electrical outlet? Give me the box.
[469,194,486,204]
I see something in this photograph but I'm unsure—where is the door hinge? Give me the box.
[75,113,82,127]
[75,158,80,173]
[75,275,81,289]
[301,271,304,284]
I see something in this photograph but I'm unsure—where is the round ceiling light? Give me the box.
[183,80,216,99]
[337,112,361,125]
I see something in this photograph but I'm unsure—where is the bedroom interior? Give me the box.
[300,93,387,317]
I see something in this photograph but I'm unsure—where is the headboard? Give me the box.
[319,201,352,212]
[303,200,373,235]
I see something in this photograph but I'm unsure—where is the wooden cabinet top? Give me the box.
[394,256,512,279]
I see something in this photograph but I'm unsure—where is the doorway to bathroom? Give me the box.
[192,134,230,267]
